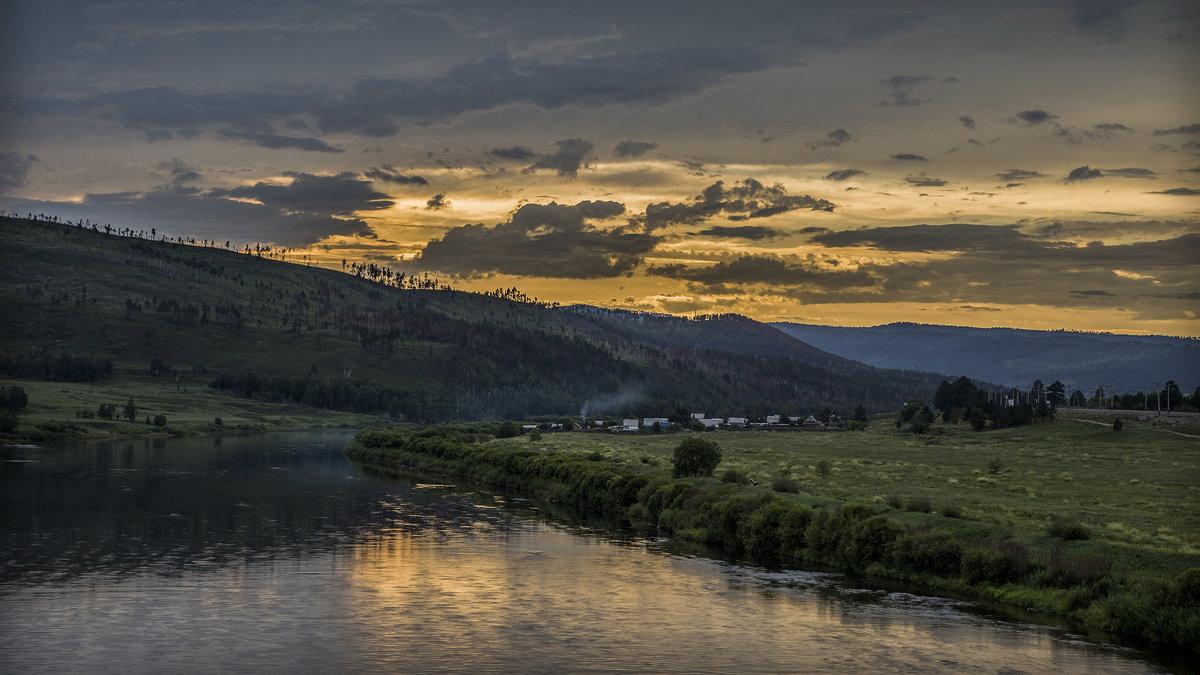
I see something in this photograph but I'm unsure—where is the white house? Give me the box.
[699,418,723,428]
[622,418,638,428]
[643,417,670,428]
[691,412,706,420]
[766,415,781,425]
[727,417,748,427]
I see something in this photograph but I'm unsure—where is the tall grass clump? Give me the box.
[1047,514,1091,540]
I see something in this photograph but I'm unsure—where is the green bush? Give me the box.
[890,531,963,576]
[905,495,931,513]
[672,436,722,478]
[495,421,521,438]
[962,542,1032,584]
[1047,514,1091,540]
[153,414,167,427]
[721,469,749,484]
[938,502,962,518]
[771,476,800,493]
[840,515,904,570]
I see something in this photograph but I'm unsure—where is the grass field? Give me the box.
[491,417,1200,559]
[1,375,377,440]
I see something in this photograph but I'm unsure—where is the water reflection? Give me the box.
[0,433,1173,673]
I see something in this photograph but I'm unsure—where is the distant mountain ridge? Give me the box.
[772,321,1199,393]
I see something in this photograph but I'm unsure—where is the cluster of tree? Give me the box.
[209,372,451,422]
[925,376,1059,432]
[0,350,113,382]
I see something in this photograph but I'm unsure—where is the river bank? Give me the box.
[344,425,1200,654]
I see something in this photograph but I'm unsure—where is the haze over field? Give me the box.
[2,1,1197,334]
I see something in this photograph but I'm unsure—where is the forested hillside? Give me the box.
[1,216,946,421]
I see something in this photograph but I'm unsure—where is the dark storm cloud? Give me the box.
[217,130,345,153]
[695,225,782,240]
[1064,165,1104,182]
[24,46,774,142]
[648,256,877,289]
[490,146,537,161]
[1069,289,1116,297]
[639,178,835,232]
[215,171,392,215]
[414,200,659,278]
[425,193,449,210]
[806,129,855,150]
[905,174,947,187]
[825,169,867,181]
[0,153,39,191]
[525,138,595,178]
[1147,187,1200,196]
[1011,109,1057,126]
[612,140,657,158]
[363,165,429,186]
[1152,124,1200,136]
[959,116,975,129]
[891,153,927,162]
[995,169,1044,181]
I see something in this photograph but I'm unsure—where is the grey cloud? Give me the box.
[1104,167,1156,179]
[1070,0,1136,41]
[1011,109,1057,125]
[959,116,975,129]
[363,165,429,186]
[4,184,372,246]
[647,256,877,290]
[414,200,658,278]
[640,178,835,231]
[807,128,855,150]
[1147,187,1200,196]
[695,225,781,240]
[996,169,1044,181]
[0,153,38,191]
[825,169,867,181]
[891,153,927,161]
[490,146,537,161]
[1152,124,1200,136]
[29,46,774,142]
[1069,289,1116,297]
[809,223,1037,253]
[879,74,934,107]
[425,193,449,210]
[1092,122,1133,134]
[215,171,392,216]
[905,174,947,187]
[525,138,595,178]
[158,159,200,186]
[1065,165,1104,182]
[217,130,345,153]
[612,140,657,158]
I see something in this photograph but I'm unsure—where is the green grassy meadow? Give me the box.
[1,375,377,440]
[493,417,1200,561]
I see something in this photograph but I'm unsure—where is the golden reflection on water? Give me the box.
[341,512,1150,674]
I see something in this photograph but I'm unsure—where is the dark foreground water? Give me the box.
[0,432,1174,673]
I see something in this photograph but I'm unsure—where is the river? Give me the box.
[0,431,1177,673]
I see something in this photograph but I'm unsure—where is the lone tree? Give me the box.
[672,436,722,478]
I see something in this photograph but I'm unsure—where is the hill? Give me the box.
[0,216,946,422]
[772,321,1199,394]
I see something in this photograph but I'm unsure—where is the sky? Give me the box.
[2,0,1198,335]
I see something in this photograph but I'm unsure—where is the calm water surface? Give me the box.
[0,432,1173,673]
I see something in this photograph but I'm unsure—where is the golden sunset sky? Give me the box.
[2,1,1197,334]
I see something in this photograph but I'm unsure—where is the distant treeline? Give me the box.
[0,350,113,382]
[209,372,450,422]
